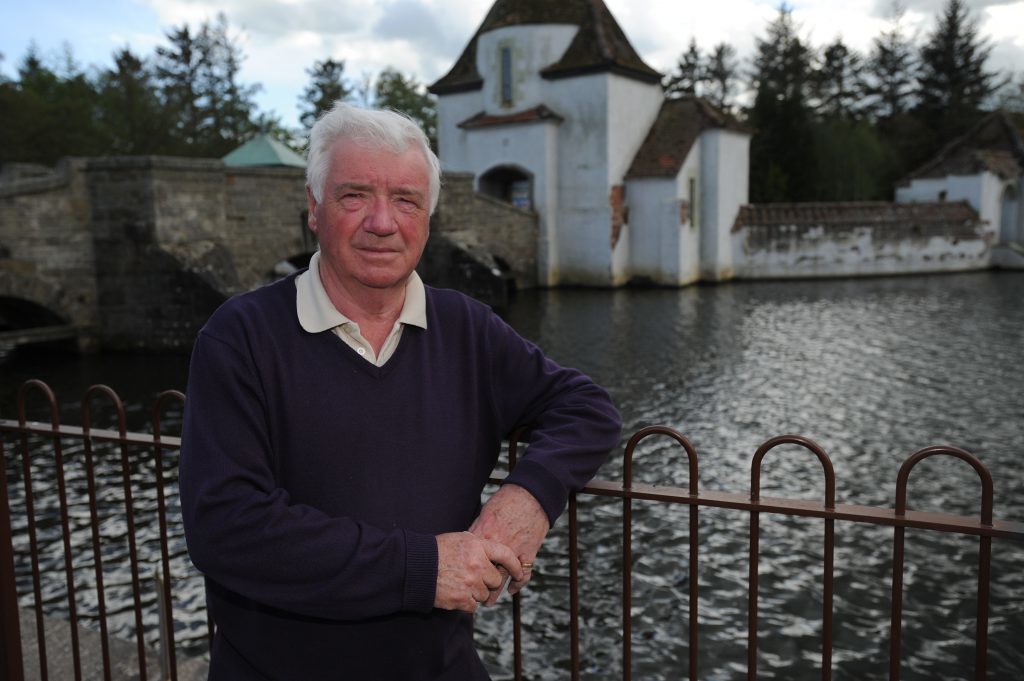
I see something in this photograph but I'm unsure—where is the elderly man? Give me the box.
[179,102,621,680]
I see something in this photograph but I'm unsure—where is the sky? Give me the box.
[2,0,1022,131]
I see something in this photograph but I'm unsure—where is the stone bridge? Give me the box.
[0,159,537,355]
[0,157,316,354]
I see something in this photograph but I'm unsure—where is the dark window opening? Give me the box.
[479,166,533,210]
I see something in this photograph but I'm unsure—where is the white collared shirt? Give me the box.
[295,251,428,366]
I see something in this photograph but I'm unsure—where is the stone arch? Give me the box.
[0,272,73,327]
[478,165,534,210]
[1000,182,1020,243]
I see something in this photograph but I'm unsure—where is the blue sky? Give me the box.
[3,0,1022,130]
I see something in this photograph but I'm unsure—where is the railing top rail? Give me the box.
[0,419,182,448]
[580,479,1024,540]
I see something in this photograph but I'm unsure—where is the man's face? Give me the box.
[307,137,431,296]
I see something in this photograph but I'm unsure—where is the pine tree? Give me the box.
[299,58,352,134]
[864,4,916,120]
[704,43,739,112]
[665,39,703,98]
[97,48,173,154]
[374,67,437,149]
[812,38,865,120]
[747,5,816,202]
[915,0,1001,139]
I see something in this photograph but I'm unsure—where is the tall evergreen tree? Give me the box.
[374,67,437,149]
[915,0,1001,139]
[155,15,260,156]
[665,39,703,98]
[155,25,203,152]
[747,5,816,202]
[704,42,739,112]
[194,14,262,156]
[864,4,916,120]
[299,58,351,134]
[812,38,865,120]
[96,48,173,154]
[3,43,106,164]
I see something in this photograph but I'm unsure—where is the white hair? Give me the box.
[305,101,441,214]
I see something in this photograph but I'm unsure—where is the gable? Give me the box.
[429,0,659,95]
[626,97,749,178]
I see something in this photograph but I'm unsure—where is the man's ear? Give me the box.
[306,185,319,235]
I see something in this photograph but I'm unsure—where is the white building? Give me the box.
[429,0,750,287]
[896,111,1024,268]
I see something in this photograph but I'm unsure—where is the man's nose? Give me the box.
[363,194,398,235]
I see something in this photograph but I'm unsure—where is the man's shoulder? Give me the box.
[203,273,300,335]
[423,284,493,318]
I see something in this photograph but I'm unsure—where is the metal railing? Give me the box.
[2,382,1023,680]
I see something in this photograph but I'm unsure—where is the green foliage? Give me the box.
[915,0,1001,139]
[664,38,703,98]
[747,5,817,202]
[704,43,739,112]
[373,68,437,150]
[811,119,891,200]
[154,14,262,157]
[299,58,352,134]
[863,5,917,120]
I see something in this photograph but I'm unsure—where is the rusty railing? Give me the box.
[2,382,1023,680]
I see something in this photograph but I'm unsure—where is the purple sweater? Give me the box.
[179,273,621,680]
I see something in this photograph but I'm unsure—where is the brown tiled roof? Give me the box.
[903,111,1024,182]
[627,97,750,178]
[732,201,979,232]
[458,105,564,129]
[429,0,660,95]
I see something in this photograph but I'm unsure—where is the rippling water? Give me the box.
[2,270,1022,680]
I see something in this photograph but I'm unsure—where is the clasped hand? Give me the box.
[434,484,550,613]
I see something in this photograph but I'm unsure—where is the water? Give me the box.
[2,270,1023,679]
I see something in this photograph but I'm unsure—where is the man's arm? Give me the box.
[469,311,623,603]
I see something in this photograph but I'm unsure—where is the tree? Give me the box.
[96,48,174,154]
[704,43,740,112]
[915,0,1001,139]
[812,38,866,120]
[374,68,437,149]
[1,43,107,164]
[194,14,262,156]
[746,4,816,202]
[863,3,917,120]
[665,39,703,98]
[299,58,352,133]
[154,15,261,156]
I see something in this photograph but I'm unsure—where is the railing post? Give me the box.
[1,438,26,681]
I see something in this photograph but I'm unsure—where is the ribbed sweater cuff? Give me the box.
[504,458,568,527]
[402,529,438,612]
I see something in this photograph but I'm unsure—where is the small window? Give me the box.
[501,46,513,106]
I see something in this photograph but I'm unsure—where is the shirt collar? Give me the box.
[295,250,428,333]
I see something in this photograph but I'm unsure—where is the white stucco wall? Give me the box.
[476,25,578,114]
[700,129,749,281]
[436,90,485,172]
[736,224,991,278]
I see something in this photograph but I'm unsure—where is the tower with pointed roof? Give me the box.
[431,0,665,286]
[430,0,751,286]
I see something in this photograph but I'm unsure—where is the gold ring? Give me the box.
[521,562,534,569]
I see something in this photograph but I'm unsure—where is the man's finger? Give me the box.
[482,540,524,582]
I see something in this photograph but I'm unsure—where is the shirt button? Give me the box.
[357,347,366,356]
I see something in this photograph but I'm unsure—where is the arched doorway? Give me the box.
[478,165,533,211]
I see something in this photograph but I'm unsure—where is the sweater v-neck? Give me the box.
[323,323,416,379]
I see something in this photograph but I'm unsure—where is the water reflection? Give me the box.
[2,271,1022,680]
